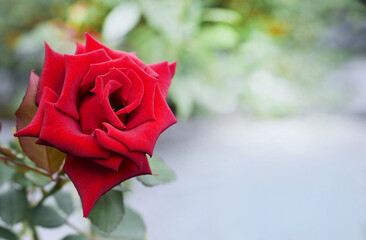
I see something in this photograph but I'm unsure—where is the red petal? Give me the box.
[15,72,66,175]
[38,103,110,159]
[169,61,177,79]
[15,87,58,138]
[90,154,124,172]
[91,68,132,103]
[91,78,125,129]
[150,61,174,99]
[35,43,65,105]
[123,73,156,130]
[105,87,177,156]
[130,56,159,78]
[75,42,85,54]
[84,33,158,77]
[85,33,129,59]
[80,59,131,96]
[79,94,107,134]
[80,63,109,96]
[81,56,156,91]
[80,56,158,129]
[95,129,146,168]
[115,70,143,115]
[64,155,151,217]
[55,49,111,120]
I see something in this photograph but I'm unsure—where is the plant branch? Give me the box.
[0,156,50,178]
[36,178,66,208]
[29,221,40,240]
[65,219,94,239]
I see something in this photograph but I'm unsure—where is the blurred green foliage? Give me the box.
[0,0,365,118]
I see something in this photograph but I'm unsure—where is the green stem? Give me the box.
[65,219,94,239]
[36,179,66,208]
[0,156,50,178]
[29,221,40,240]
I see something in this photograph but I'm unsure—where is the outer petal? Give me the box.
[64,155,151,217]
[15,87,58,137]
[169,62,177,79]
[75,42,85,54]
[38,103,110,159]
[149,61,176,99]
[55,49,111,120]
[35,43,65,105]
[85,33,129,59]
[15,72,65,175]
[15,72,40,134]
[105,87,177,156]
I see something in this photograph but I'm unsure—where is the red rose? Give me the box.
[14,33,177,217]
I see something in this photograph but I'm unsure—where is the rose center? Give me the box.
[109,92,125,112]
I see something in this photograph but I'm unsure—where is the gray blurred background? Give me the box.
[1,0,366,239]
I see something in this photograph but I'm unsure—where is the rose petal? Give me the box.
[64,155,151,217]
[122,72,156,129]
[105,87,177,156]
[84,33,158,77]
[81,56,158,129]
[15,87,58,138]
[75,42,85,54]
[95,129,146,168]
[130,56,159,78]
[91,78,125,129]
[38,103,110,159]
[149,61,176,99]
[79,94,107,134]
[85,33,129,59]
[55,49,111,120]
[80,55,156,95]
[14,72,65,175]
[91,68,131,102]
[115,70,143,115]
[169,61,177,79]
[35,43,65,105]
[90,154,124,172]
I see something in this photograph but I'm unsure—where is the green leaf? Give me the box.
[54,191,74,216]
[93,206,146,240]
[139,0,201,43]
[61,234,89,240]
[137,155,176,187]
[0,162,15,186]
[24,171,51,186]
[15,71,65,176]
[198,25,239,50]
[0,188,28,225]
[8,140,23,155]
[30,205,64,228]
[88,190,124,233]
[12,172,31,187]
[0,226,18,240]
[102,2,141,46]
